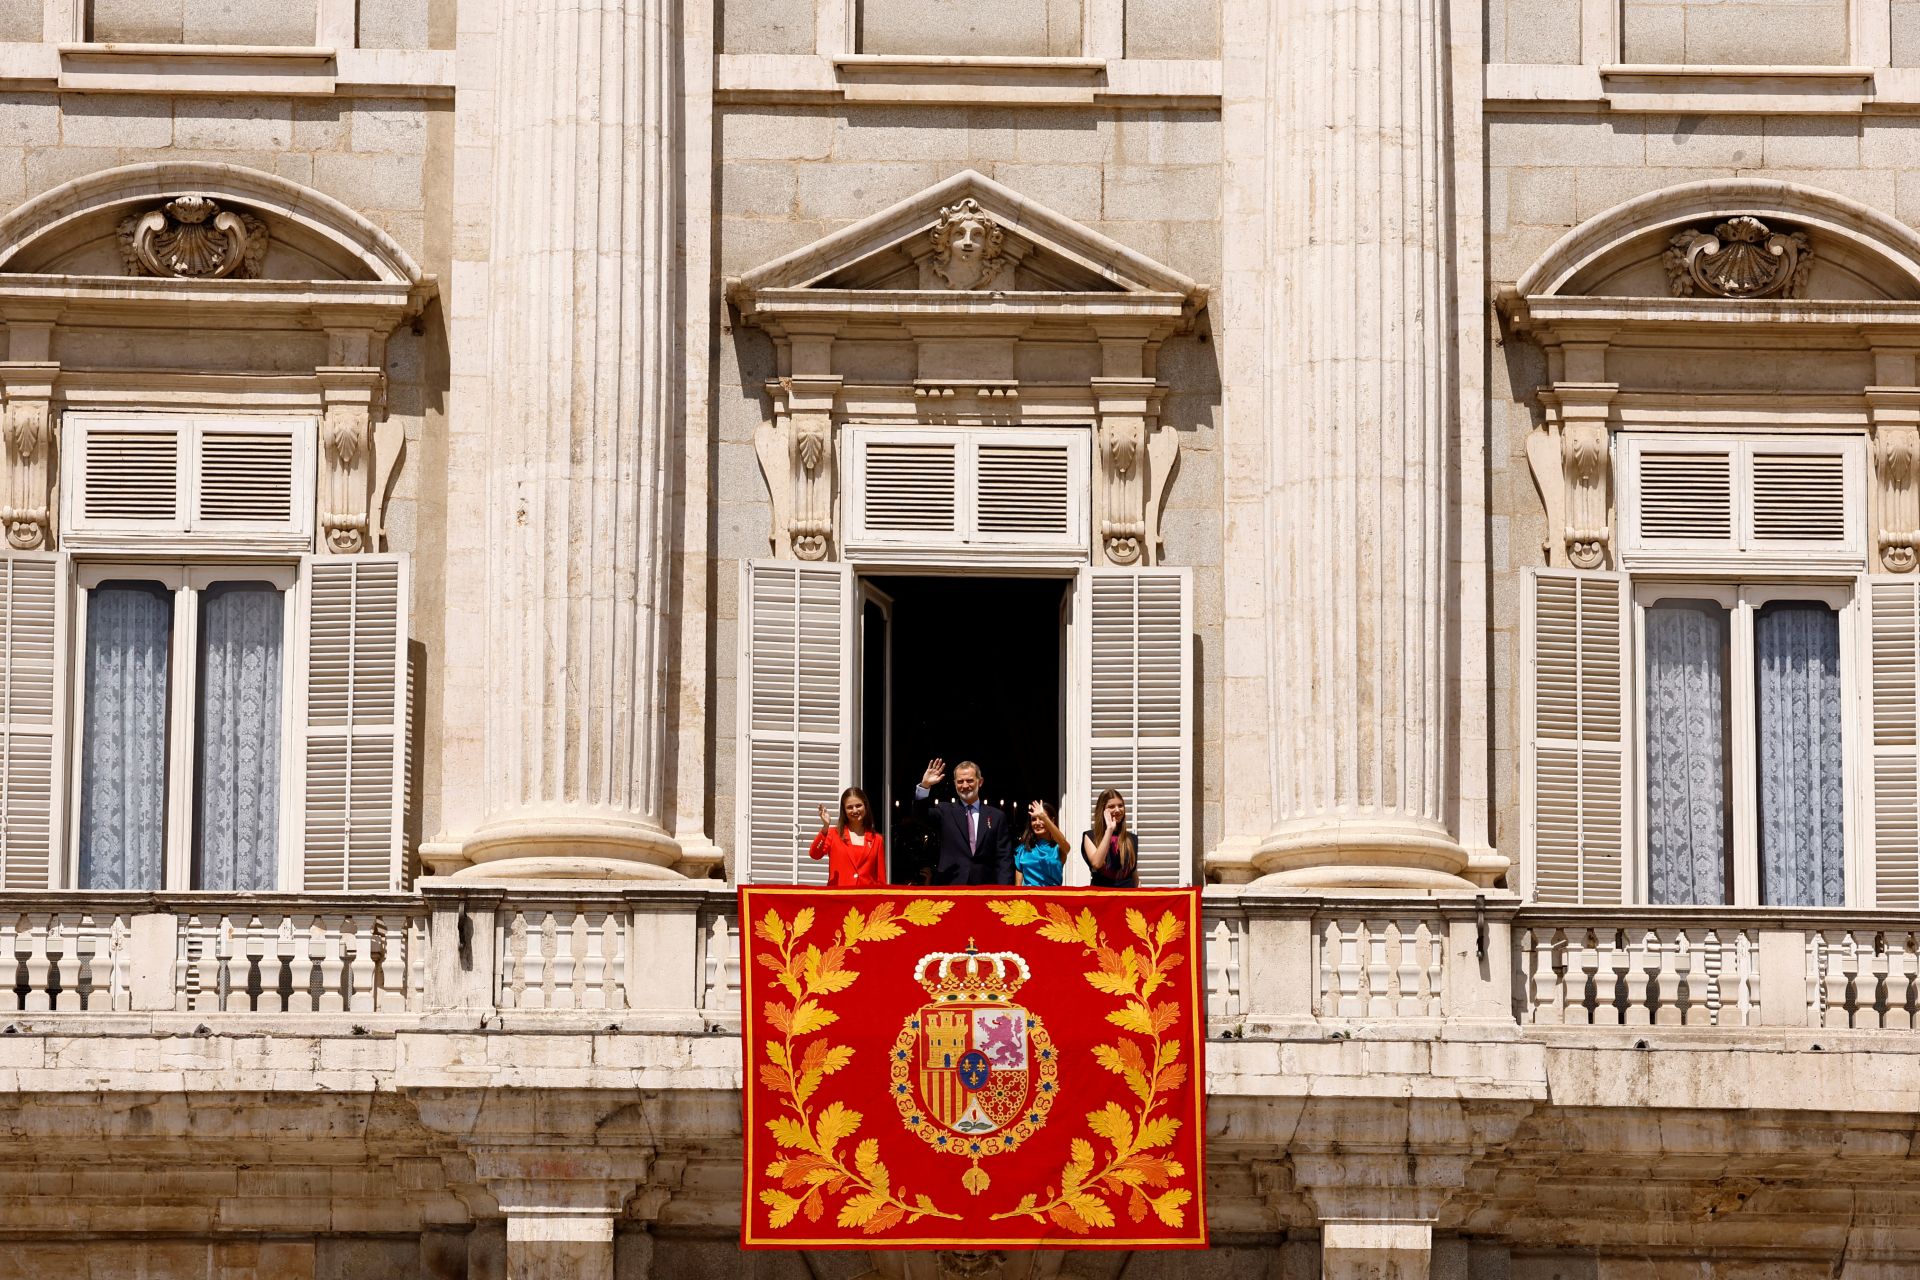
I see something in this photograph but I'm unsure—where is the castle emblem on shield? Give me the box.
[890,941,1060,1193]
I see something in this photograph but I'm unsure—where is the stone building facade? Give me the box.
[0,0,1917,1276]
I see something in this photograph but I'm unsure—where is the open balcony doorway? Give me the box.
[858,574,1069,885]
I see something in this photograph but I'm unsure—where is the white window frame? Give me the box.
[841,424,1091,564]
[60,412,317,554]
[1618,432,1868,574]
[1630,577,1861,906]
[67,560,300,892]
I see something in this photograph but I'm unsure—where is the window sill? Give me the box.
[1485,62,1910,114]
[0,41,453,98]
[715,53,1220,107]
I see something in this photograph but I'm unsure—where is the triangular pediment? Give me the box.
[732,169,1203,302]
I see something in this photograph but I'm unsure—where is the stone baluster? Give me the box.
[1822,932,1854,1030]
[318,924,346,1014]
[1653,930,1683,1026]
[1250,0,1474,889]
[22,915,49,1012]
[552,912,579,1009]
[1888,932,1915,1030]
[462,0,688,881]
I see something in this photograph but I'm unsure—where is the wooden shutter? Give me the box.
[296,555,408,891]
[1869,578,1920,907]
[739,561,851,885]
[1077,568,1191,886]
[1748,445,1851,548]
[1624,440,1734,548]
[855,437,960,539]
[1525,568,1628,904]
[72,420,186,531]
[194,422,298,528]
[975,439,1073,539]
[0,554,65,888]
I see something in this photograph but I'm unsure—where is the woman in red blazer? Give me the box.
[808,787,886,887]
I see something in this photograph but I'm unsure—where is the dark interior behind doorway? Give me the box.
[864,574,1066,884]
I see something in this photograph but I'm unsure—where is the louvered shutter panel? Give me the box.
[0,554,65,888]
[74,420,185,530]
[1627,443,1734,548]
[1746,443,1856,552]
[1525,568,1628,904]
[975,440,1072,538]
[1869,578,1920,907]
[194,423,298,527]
[740,561,851,884]
[297,555,408,891]
[857,438,960,538]
[1080,568,1190,886]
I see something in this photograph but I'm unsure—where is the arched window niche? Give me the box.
[0,161,434,555]
[1506,180,1920,912]
[1503,178,1920,576]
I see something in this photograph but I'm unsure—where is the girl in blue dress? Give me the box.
[1013,799,1069,887]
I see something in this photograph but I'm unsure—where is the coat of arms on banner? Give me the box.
[891,943,1060,1193]
[739,886,1207,1250]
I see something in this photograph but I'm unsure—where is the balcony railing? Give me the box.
[1,885,1914,1034]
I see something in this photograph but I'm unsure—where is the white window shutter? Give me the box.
[739,561,852,885]
[857,438,960,538]
[194,422,299,528]
[1746,443,1855,549]
[73,420,186,530]
[1869,578,1920,908]
[1079,567,1191,886]
[296,554,408,891]
[975,439,1073,538]
[1629,445,1733,546]
[0,553,66,888]
[1525,567,1628,904]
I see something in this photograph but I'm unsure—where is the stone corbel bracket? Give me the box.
[1091,376,1170,566]
[1548,382,1616,570]
[1869,385,1920,573]
[756,371,844,562]
[0,352,59,552]
[317,328,390,555]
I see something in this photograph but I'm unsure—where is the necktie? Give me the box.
[967,805,978,850]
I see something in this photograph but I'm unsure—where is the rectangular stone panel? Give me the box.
[1621,0,1849,65]
[857,0,1082,56]
[1124,0,1219,58]
[89,0,319,45]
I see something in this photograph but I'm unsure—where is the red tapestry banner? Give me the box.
[739,886,1207,1250]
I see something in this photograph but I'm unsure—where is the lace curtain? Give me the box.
[194,584,284,891]
[78,583,172,890]
[1755,602,1845,906]
[1645,601,1730,905]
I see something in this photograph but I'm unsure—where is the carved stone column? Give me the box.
[1320,1220,1433,1280]
[316,359,383,555]
[1254,0,1470,886]
[464,0,685,878]
[0,357,57,551]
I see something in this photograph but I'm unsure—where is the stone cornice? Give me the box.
[0,274,427,330]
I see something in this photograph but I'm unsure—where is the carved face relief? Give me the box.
[117,195,270,280]
[930,198,1006,291]
[1663,215,1812,300]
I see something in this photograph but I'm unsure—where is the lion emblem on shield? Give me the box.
[890,942,1060,1194]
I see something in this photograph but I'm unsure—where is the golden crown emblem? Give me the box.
[913,940,1030,1003]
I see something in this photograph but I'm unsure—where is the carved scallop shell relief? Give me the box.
[1663,215,1812,300]
[117,195,270,280]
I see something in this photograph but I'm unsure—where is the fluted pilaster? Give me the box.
[464,0,683,879]
[1255,0,1468,887]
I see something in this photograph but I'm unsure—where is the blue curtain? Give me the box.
[1646,601,1730,905]
[194,584,284,891]
[1756,603,1845,907]
[78,583,172,890]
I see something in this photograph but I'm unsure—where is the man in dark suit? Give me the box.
[913,757,1015,886]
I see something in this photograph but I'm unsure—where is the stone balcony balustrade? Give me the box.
[1,883,1912,1034]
